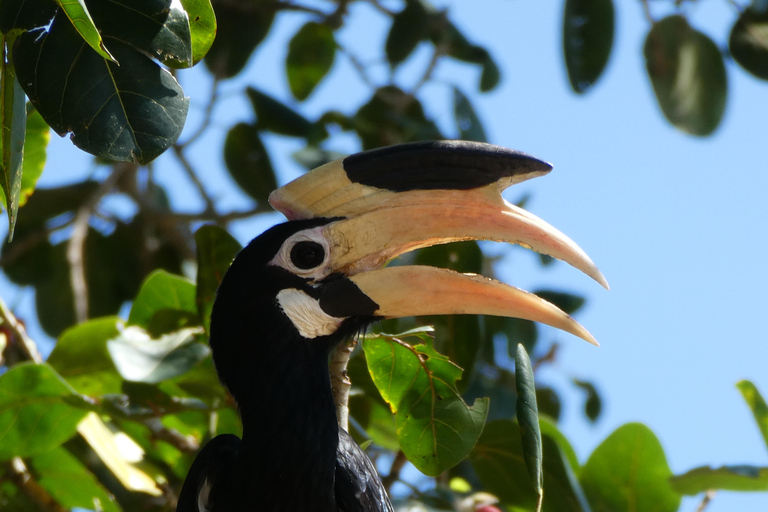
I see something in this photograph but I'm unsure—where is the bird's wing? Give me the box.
[177,434,240,512]
[335,429,394,512]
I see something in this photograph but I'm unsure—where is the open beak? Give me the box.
[270,141,607,345]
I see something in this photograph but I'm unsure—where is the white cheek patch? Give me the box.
[276,288,346,339]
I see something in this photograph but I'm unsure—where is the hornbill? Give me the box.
[177,140,607,512]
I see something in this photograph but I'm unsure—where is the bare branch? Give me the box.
[695,490,717,512]
[0,293,42,363]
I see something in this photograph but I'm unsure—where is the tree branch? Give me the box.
[381,450,407,492]
[695,490,717,512]
[330,337,357,431]
[0,293,42,364]
[6,457,68,512]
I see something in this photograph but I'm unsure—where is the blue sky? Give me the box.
[3,1,767,511]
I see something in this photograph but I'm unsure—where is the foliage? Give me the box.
[0,1,766,511]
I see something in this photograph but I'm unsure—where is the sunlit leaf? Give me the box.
[644,15,726,136]
[362,334,488,476]
[670,465,768,494]
[0,363,89,460]
[0,56,25,238]
[563,0,614,93]
[179,0,217,64]
[515,344,543,495]
[52,0,117,62]
[223,122,276,203]
[195,225,242,334]
[729,8,768,80]
[286,21,336,101]
[736,380,768,452]
[580,423,680,512]
[16,105,49,208]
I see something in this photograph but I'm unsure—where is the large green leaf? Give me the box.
[107,326,209,384]
[362,333,488,476]
[563,0,614,93]
[644,15,727,136]
[736,380,768,452]
[180,0,217,64]
[13,10,189,163]
[0,52,25,238]
[515,344,543,496]
[286,21,336,101]
[128,270,198,333]
[31,446,120,512]
[729,8,768,80]
[580,423,680,512]
[47,317,124,396]
[670,465,768,495]
[0,363,90,460]
[53,0,117,62]
[195,225,242,334]
[470,420,591,512]
[223,123,277,204]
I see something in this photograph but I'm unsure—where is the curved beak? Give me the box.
[270,141,607,345]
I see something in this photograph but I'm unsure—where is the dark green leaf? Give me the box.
[31,446,120,512]
[195,224,242,334]
[286,21,336,100]
[572,379,602,422]
[479,53,501,92]
[452,86,486,142]
[536,387,562,422]
[47,317,123,396]
[203,0,275,78]
[729,8,768,80]
[386,0,429,67]
[0,57,26,238]
[128,270,198,330]
[223,123,277,203]
[245,87,325,142]
[736,380,768,451]
[644,15,727,136]
[14,13,189,163]
[86,0,193,68]
[533,290,585,316]
[580,423,680,512]
[53,0,117,62]
[362,334,488,476]
[515,344,543,495]
[0,363,89,460]
[181,0,217,64]
[470,420,590,512]
[107,326,209,384]
[670,465,768,494]
[431,21,500,92]
[563,0,615,93]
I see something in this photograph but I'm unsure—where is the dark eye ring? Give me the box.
[290,240,326,270]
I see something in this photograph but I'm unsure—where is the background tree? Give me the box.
[0,1,767,511]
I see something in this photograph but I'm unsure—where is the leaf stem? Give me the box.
[0,293,42,363]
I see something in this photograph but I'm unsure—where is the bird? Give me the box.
[176,140,607,512]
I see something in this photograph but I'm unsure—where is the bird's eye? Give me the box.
[290,241,326,269]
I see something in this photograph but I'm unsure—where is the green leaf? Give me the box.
[536,387,562,422]
[470,420,591,512]
[223,122,277,203]
[85,0,194,68]
[203,0,274,78]
[580,423,680,512]
[286,21,336,101]
[362,334,488,476]
[195,225,242,334]
[52,0,117,62]
[730,8,768,80]
[572,379,602,423]
[430,21,501,92]
[13,12,189,163]
[452,86,487,142]
[644,15,727,136]
[563,0,615,93]
[180,0,216,64]
[0,363,89,460]
[736,380,768,452]
[31,446,120,512]
[0,50,26,238]
[386,0,429,67]
[670,465,768,494]
[47,317,124,396]
[246,87,324,142]
[107,326,209,384]
[515,344,543,496]
[128,270,198,331]
[16,105,49,209]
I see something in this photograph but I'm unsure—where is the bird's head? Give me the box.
[209,141,608,402]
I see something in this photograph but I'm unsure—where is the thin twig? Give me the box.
[178,78,220,149]
[639,0,655,24]
[330,338,357,431]
[381,450,407,492]
[0,293,42,363]
[337,44,377,88]
[172,145,218,216]
[695,490,716,512]
[366,0,397,17]
[410,40,448,96]
[6,457,68,512]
